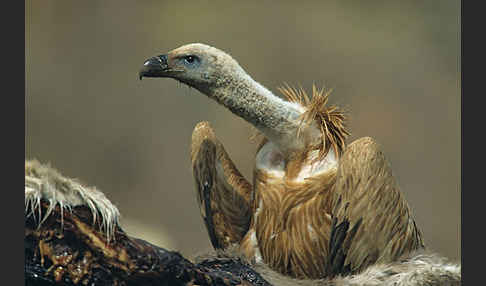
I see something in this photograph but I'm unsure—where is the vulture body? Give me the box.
[139,43,425,279]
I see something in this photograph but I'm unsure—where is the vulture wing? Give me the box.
[328,137,425,275]
[191,121,253,250]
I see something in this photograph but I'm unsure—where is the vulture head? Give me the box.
[139,43,245,95]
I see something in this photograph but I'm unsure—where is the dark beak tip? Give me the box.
[139,54,169,79]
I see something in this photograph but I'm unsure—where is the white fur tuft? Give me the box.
[25,160,120,242]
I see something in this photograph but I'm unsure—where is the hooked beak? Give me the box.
[139,54,171,80]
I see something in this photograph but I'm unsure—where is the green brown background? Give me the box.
[25,1,460,262]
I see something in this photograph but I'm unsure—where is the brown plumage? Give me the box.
[191,121,253,249]
[139,43,425,279]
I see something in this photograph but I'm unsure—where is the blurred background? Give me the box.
[25,1,460,262]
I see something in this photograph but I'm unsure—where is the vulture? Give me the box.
[139,43,425,279]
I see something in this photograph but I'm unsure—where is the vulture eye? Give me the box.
[184,55,197,64]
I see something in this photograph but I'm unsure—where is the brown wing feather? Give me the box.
[329,137,425,274]
[191,121,253,250]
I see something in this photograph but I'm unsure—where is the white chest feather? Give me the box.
[255,141,338,182]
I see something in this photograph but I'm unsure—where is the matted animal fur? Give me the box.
[25,159,120,242]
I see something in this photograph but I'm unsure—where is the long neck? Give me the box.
[203,70,319,155]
